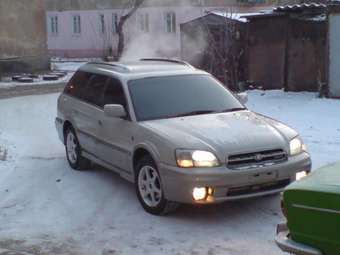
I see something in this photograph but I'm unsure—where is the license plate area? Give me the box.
[250,170,278,182]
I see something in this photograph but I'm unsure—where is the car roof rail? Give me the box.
[140,58,195,69]
[87,61,131,72]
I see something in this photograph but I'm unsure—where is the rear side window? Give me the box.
[102,78,127,108]
[64,71,92,99]
[83,74,108,107]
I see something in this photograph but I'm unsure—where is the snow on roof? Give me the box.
[274,3,327,12]
[210,11,272,22]
[303,13,327,21]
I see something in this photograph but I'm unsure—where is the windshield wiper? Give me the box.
[172,110,217,118]
[164,108,246,119]
[219,107,247,113]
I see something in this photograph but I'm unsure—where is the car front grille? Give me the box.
[227,149,287,170]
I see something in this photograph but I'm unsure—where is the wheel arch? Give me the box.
[132,144,161,176]
[63,120,74,144]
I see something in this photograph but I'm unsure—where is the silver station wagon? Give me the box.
[55,59,311,215]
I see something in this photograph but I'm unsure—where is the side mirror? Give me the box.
[104,104,126,118]
[237,92,248,104]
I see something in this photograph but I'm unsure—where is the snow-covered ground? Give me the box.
[0,90,339,255]
[247,90,340,169]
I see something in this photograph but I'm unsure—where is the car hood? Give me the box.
[141,110,294,156]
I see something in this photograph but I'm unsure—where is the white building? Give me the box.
[45,0,273,59]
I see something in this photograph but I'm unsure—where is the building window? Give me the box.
[139,13,149,32]
[112,13,118,33]
[49,16,58,35]
[165,12,176,33]
[99,14,105,34]
[73,15,81,34]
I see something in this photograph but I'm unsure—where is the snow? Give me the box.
[247,90,340,169]
[0,90,339,254]
[51,61,87,72]
[211,11,270,22]
[304,14,327,21]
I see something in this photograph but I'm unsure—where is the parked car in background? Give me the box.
[55,59,311,215]
[276,161,340,255]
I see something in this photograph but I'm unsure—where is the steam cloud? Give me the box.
[119,0,209,61]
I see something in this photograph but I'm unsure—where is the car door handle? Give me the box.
[98,120,103,126]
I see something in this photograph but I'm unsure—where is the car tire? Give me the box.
[65,127,91,171]
[135,156,179,215]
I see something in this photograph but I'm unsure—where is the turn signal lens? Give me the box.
[176,159,194,168]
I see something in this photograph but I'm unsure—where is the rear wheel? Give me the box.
[65,127,91,170]
[135,156,179,215]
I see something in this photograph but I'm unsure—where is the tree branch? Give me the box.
[115,0,145,60]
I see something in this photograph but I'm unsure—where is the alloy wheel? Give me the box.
[138,165,162,207]
[66,132,78,164]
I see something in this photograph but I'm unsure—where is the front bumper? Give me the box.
[160,152,311,204]
[275,223,323,255]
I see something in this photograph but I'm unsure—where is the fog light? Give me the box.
[296,171,308,181]
[193,187,207,201]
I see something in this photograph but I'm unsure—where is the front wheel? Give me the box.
[65,127,91,170]
[135,156,179,215]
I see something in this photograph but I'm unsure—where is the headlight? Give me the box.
[289,137,306,156]
[176,150,220,168]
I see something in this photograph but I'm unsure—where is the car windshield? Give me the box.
[128,74,245,121]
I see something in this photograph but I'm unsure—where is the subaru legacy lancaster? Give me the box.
[55,59,311,215]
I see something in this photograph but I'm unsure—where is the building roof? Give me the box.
[274,3,327,12]
[180,9,283,26]
[210,10,276,22]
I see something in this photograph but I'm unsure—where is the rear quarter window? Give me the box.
[82,74,108,107]
[64,71,92,99]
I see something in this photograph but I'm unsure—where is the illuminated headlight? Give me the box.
[296,171,308,181]
[193,187,207,201]
[176,150,220,168]
[289,137,307,156]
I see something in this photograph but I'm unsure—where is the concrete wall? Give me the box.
[0,0,49,73]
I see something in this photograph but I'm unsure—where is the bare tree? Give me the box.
[114,0,145,60]
[197,8,245,91]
